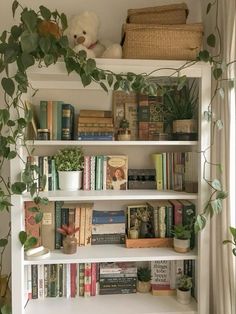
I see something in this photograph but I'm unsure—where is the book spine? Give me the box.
[66,264,71,298]
[49,264,58,297]
[158,206,166,238]
[92,223,125,235]
[31,265,38,299]
[27,265,32,300]
[44,264,49,298]
[79,264,85,296]
[56,101,63,140]
[78,117,113,124]
[70,263,77,298]
[90,156,96,190]
[41,202,55,251]
[55,201,63,249]
[95,156,103,190]
[79,207,86,246]
[62,104,73,140]
[78,135,113,141]
[47,100,53,140]
[57,264,63,297]
[99,287,136,295]
[85,207,92,246]
[25,201,41,246]
[39,101,47,129]
[91,263,97,296]
[92,216,126,224]
[37,264,44,299]
[83,156,91,190]
[84,263,92,297]
[165,202,174,238]
[74,207,81,245]
[47,156,52,191]
[103,156,107,191]
[92,233,125,245]
[43,156,48,191]
[99,277,137,285]
[79,110,112,117]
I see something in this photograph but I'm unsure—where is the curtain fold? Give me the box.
[202,0,236,313]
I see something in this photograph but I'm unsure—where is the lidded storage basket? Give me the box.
[127,3,189,25]
[122,23,203,61]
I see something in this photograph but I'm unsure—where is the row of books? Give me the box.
[39,101,75,140]
[83,155,128,191]
[78,110,115,141]
[128,200,195,248]
[25,202,94,251]
[25,260,195,301]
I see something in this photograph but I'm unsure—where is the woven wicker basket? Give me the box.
[122,23,203,61]
[127,3,188,25]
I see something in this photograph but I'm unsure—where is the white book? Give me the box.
[37,264,44,299]
[66,264,71,298]
[92,223,125,235]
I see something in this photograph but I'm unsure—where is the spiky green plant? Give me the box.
[137,267,151,282]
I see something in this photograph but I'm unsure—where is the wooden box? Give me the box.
[125,237,173,248]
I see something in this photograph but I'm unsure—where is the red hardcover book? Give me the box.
[169,199,183,225]
[70,263,77,298]
[91,263,97,296]
[84,263,92,297]
[83,156,91,190]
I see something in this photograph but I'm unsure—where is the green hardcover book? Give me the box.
[56,101,63,140]
[164,201,174,238]
[55,201,63,249]
[79,264,85,296]
[61,103,74,140]
[49,264,58,297]
[39,100,47,129]
[57,264,63,297]
[179,200,196,249]
[95,155,103,190]
[31,265,38,299]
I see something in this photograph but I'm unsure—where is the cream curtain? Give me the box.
[202,0,236,313]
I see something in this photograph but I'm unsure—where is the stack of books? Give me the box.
[92,210,126,245]
[99,262,137,295]
[77,110,115,140]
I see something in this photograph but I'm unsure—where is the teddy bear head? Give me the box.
[67,11,100,49]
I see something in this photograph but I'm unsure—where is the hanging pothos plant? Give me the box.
[0,0,234,312]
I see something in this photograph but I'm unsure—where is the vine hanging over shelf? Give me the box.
[0,0,234,312]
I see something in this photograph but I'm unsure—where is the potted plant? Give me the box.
[172,224,192,253]
[117,118,131,141]
[137,267,152,293]
[54,147,84,191]
[164,80,198,140]
[176,275,192,305]
[57,224,79,254]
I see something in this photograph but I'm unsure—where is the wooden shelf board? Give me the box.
[24,245,197,265]
[22,190,198,201]
[25,294,197,314]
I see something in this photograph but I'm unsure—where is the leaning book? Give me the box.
[106,155,128,190]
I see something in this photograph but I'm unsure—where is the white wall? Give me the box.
[0,0,202,274]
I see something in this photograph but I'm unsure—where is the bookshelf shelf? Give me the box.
[22,190,198,201]
[25,294,197,314]
[27,140,199,147]
[24,245,198,265]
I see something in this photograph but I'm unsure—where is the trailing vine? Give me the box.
[0,0,235,312]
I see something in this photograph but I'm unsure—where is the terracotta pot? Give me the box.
[176,288,191,305]
[137,280,151,293]
[173,238,190,253]
[62,235,77,254]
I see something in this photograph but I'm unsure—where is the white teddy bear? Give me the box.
[66,11,122,59]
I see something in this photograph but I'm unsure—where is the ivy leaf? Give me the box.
[213,68,223,80]
[40,197,49,205]
[0,31,7,43]
[1,304,11,314]
[33,196,41,204]
[21,52,35,70]
[11,182,26,194]
[19,231,27,245]
[85,58,96,74]
[61,13,68,31]
[39,5,51,20]
[78,50,87,62]
[81,73,92,87]
[28,206,39,213]
[21,31,39,53]
[216,119,223,130]
[59,36,69,49]
[1,109,10,124]
[44,54,54,66]
[35,212,43,223]
[207,34,216,48]
[113,81,120,91]
[204,110,211,121]
[177,75,187,90]
[198,50,210,62]
[0,238,8,247]
[229,227,236,238]
[211,198,222,214]
[206,2,212,14]
[194,215,206,232]
[11,25,22,40]
[107,74,113,87]
[12,0,19,18]
[24,236,38,250]
[212,179,222,191]
[7,151,17,160]
[39,37,51,54]
[1,77,15,97]
[217,191,228,199]
[100,82,108,92]
[30,183,37,197]
[21,10,38,33]
[223,240,233,245]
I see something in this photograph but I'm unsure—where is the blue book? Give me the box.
[78,135,114,141]
[92,210,125,224]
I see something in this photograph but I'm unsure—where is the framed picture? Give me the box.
[127,204,154,238]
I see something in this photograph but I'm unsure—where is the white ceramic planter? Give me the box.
[173,238,190,253]
[176,288,191,305]
[58,170,82,191]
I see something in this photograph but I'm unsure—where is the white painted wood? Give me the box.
[10,60,211,314]
[24,245,198,265]
[24,294,197,314]
[22,190,198,201]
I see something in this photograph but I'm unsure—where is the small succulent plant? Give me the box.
[54,147,84,171]
[137,267,152,282]
[57,224,80,236]
[172,224,192,240]
[177,275,192,291]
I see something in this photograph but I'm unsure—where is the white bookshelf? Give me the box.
[10,59,211,314]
